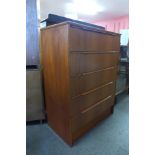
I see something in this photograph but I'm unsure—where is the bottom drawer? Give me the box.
[71,95,114,134]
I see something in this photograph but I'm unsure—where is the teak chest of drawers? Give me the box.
[41,21,120,145]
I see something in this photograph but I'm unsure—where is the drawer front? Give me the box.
[71,95,114,133]
[70,67,117,97]
[70,82,115,116]
[69,27,120,51]
[70,52,119,76]
[81,53,119,73]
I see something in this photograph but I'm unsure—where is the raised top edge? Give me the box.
[40,21,120,36]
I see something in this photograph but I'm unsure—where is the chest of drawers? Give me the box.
[41,22,120,145]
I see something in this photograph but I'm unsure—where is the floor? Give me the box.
[26,93,129,155]
[116,74,126,94]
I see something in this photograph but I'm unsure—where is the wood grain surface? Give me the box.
[41,22,120,145]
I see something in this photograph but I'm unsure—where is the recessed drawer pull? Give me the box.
[82,66,116,76]
[81,82,113,96]
[71,81,114,99]
[81,95,112,114]
[70,51,119,54]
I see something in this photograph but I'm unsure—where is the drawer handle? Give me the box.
[70,51,119,54]
[82,66,116,76]
[81,82,113,96]
[81,95,112,114]
[71,82,114,100]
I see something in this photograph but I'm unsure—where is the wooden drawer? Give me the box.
[69,27,120,51]
[70,52,119,76]
[70,67,117,97]
[70,82,115,116]
[71,95,114,133]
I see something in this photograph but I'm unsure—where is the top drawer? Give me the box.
[69,27,120,51]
